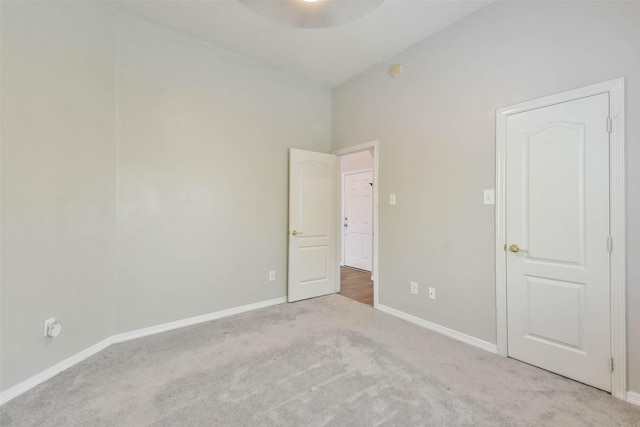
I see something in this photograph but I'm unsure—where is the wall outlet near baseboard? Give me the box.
[428,287,436,300]
[269,271,276,281]
[410,282,418,295]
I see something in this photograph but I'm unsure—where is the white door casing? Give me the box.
[344,171,373,271]
[288,149,338,302]
[506,93,610,391]
[333,140,379,307]
[496,78,626,399]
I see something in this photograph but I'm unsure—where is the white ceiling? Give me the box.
[109,0,493,88]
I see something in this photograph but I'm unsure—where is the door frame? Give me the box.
[341,168,373,268]
[495,78,626,399]
[333,140,379,307]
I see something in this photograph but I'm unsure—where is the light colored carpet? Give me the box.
[1,294,639,426]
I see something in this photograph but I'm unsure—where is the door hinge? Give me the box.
[607,117,612,133]
[607,236,613,252]
[503,243,507,252]
[609,357,614,372]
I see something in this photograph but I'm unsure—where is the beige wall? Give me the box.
[0,2,331,392]
[1,1,117,393]
[115,14,331,332]
[332,1,640,393]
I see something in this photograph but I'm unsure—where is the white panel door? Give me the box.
[506,93,611,391]
[344,171,373,271]
[288,149,337,302]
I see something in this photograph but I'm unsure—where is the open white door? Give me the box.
[288,149,337,302]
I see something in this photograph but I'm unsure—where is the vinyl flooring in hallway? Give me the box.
[339,266,373,306]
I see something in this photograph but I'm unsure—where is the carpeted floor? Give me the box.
[1,295,639,426]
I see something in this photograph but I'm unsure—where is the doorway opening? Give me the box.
[334,142,379,307]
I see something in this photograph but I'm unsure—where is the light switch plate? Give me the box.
[483,189,495,205]
[389,194,396,205]
[410,282,418,295]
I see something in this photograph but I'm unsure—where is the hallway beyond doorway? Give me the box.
[340,266,373,306]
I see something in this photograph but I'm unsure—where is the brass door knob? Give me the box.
[291,230,302,236]
[509,244,528,254]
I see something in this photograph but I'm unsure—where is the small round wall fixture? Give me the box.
[239,0,385,29]
[388,64,402,77]
[45,319,62,338]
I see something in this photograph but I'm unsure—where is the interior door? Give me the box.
[506,93,611,391]
[344,171,373,271]
[288,148,337,302]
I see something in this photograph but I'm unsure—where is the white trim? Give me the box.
[0,297,286,406]
[377,304,497,354]
[333,141,379,308]
[495,78,626,399]
[0,337,112,406]
[342,168,373,175]
[627,391,640,407]
[607,78,626,400]
[111,297,286,343]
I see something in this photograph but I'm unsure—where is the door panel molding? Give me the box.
[495,78,626,399]
[343,170,373,271]
[341,168,373,267]
[288,149,337,302]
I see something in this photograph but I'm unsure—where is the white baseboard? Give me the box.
[0,297,286,406]
[627,391,640,407]
[111,297,286,344]
[376,305,640,406]
[376,304,498,354]
[0,337,112,406]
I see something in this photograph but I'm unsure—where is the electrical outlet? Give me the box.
[428,287,436,300]
[410,282,418,295]
[269,271,276,281]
